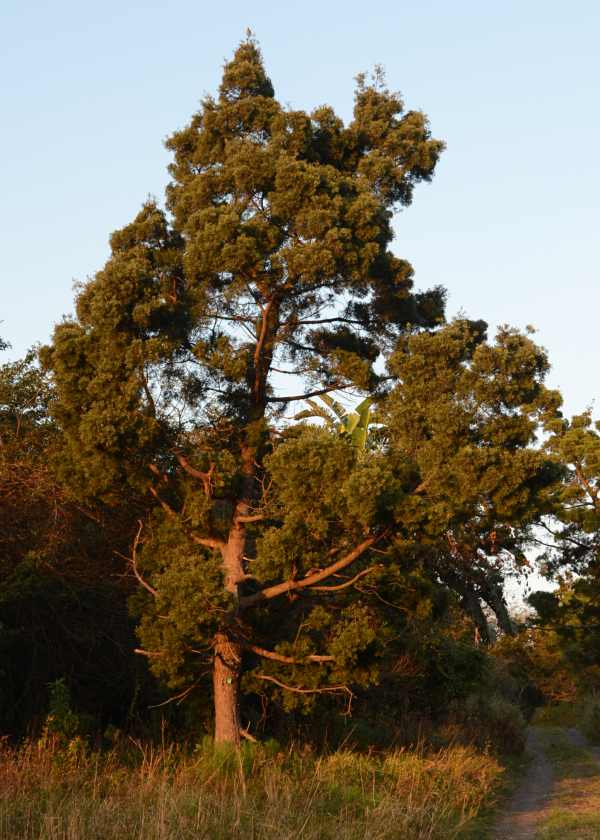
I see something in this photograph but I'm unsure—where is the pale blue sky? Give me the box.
[2,0,598,417]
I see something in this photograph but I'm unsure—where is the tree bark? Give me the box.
[213,631,242,746]
[212,444,257,744]
[480,579,515,637]
[460,585,491,645]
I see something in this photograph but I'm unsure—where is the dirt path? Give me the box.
[491,725,600,839]
[491,727,555,839]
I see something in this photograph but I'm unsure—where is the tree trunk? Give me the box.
[213,631,242,746]
[460,585,491,645]
[211,295,276,744]
[441,569,491,644]
[481,579,515,637]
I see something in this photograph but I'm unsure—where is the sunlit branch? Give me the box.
[240,534,381,607]
[245,643,333,664]
[311,565,383,592]
[175,453,215,497]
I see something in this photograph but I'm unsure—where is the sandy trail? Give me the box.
[491,725,600,839]
[491,726,555,839]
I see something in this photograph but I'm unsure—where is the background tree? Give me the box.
[42,36,445,744]
[525,412,600,693]
[542,412,600,572]
[381,319,563,643]
[0,347,148,733]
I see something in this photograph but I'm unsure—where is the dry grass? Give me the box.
[0,734,502,839]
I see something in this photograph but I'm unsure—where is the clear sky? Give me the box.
[2,0,598,417]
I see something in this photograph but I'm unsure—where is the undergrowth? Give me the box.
[0,735,502,840]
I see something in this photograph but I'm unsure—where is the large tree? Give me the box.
[42,37,445,744]
[526,412,600,690]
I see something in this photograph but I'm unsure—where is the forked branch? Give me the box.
[175,453,215,498]
[148,483,224,550]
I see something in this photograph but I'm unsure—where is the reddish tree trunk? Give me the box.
[213,631,242,746]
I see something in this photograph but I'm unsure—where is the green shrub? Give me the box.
[581,696,600,744]
[447,692,526,754]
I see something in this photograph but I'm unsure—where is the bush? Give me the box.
[445,692,526,755]
[581,696,600,744]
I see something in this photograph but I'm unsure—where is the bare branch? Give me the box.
[255,674,353,700]
[148,463,169,483]
[148,483,177,518]
[413,469,438,496]
[296,317,364,326]
[190,533,225,550]
[129,520,157,598]
[268,384,354,404]
[575,463,599,507]
[148,680,204,709]
[206,313,255,325]
[175,452,215,497]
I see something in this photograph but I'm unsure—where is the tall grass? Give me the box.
[0,735,502,839]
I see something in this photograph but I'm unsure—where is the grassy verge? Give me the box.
[0,735,503,840]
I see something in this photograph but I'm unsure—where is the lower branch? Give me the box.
[134,648,162,658]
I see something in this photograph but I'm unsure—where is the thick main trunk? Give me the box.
[212,444,256,745]
[213,631,242,746]
[211,296,277,744]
